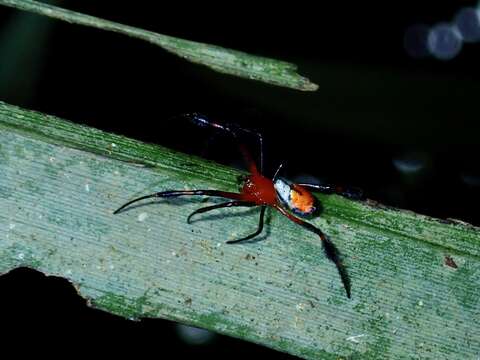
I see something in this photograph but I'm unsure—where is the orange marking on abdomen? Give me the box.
[291,185,315,214]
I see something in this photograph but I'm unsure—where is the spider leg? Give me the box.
[272,163,284,181]
[186,113,263,174]
[274,205,351,298]
[113,189,243,214]
[297,183,363,200]
[226,205,266,244]
[187,201,255,224]
[230,125,264,174]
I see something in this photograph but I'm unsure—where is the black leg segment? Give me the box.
[299,221,351,299]
[226,205,266,244]
[113,189,243,214]
[297,183,364,200]
[274,205,351,298]
[185,113,264,174]
[187,201,254,224]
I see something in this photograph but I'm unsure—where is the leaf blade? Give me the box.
[0,0,318,91]
[0,101,479,358]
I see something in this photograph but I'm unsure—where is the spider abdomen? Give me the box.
[274,178,316,216]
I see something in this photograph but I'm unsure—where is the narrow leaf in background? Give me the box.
[0,0,318,91]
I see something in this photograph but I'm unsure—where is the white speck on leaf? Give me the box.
[295,303,306,311]
[418,300,424,306]
[17,253,25,260]
[346,334,366,343]
[85,183,90,192]
[111,143,117,148]
[172,251,177,257]
[138,212,149,222]
[293,316,304,329]
[9,223,15,230]
[49,156,55,162]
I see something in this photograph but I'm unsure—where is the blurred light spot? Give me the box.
[392,152,427,174]
[454,7,480,42]
[176,324,216,345]
[460,172,480,187]
[404,24,430,58]
[427,23,463,60]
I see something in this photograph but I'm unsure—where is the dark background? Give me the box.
[0,0,479,356]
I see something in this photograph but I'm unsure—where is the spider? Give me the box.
[113,114,362,298]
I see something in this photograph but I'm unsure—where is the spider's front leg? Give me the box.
[185,113,264,174]
[113,189,243,214]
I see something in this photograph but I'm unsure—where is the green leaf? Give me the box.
[0,100,479,358]
[0,0,318,91]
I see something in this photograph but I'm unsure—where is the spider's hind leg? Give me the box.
[274,204,351,298]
